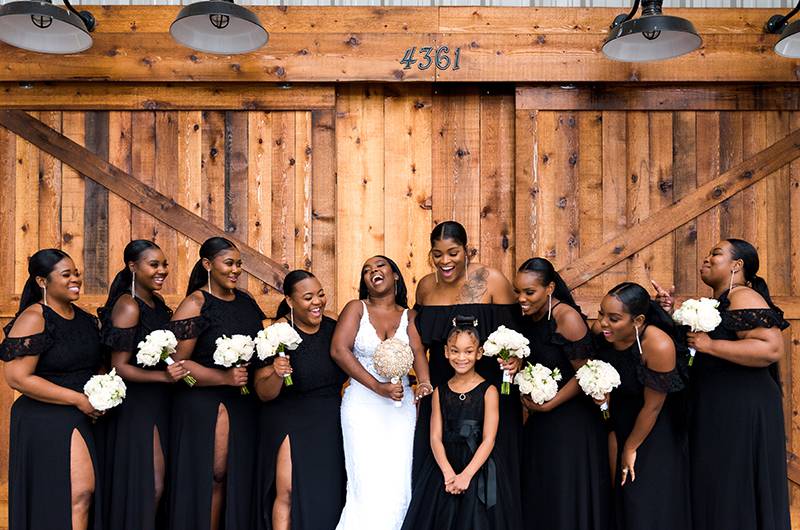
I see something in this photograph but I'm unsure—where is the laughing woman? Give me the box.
[98,240,189,530]
[1,249,104,530]
[412,221,522,527]
[254,270,347,530]
[168,237,266,530]
[689,239,790,530]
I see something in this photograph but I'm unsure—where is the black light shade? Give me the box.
[0,0,93,54]
[774,20,800,57]
[603,0,701,62]
[170,0,268,55]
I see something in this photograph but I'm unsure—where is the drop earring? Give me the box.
[547,294,553,321]
[41,284,47,307]
[131,273,136,298]
[207,269,212,296]
[290,306,295,328]
[729,269,736,293]
[634,325,643,355]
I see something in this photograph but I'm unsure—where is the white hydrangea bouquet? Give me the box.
[136,329,196,386]
[575,359,621,419]
[483,325,531,394]
[672,297,722,366]
[373,337,414,408]
[514,362,562,405]
[83,368,127,411]
[214,334,255,394]
[254,322,303,386]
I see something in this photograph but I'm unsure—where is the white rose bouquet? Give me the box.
[373,337,414,408]
[672,297,722,366]
[136,329,196,386]
[254,322,303,386]
[83,368,127,411]
[575,359,621,419]
[514,362,562,405]
[214,334,255,394]
[483,325,531,394]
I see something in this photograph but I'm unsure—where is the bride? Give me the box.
[331,255,432,530]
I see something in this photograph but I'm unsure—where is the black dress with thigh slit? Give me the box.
[1,304,104,530]
[99,294,173,530]
[167,289,265,530]
[254,316,347,530]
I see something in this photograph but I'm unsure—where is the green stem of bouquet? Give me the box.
[500,350,511,395]
[278,344,294,386]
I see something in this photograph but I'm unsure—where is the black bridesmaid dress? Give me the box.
[100,295,173,530]
[519,307,611,530]
[412,303,522,528]
[402,380,514,530]
[1,304,104,530]
[254,316,347,530]
[596,329,691,530]
[690,290,790,530]
[168,289,266,530]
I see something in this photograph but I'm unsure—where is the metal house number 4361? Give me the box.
[400,46,461,71]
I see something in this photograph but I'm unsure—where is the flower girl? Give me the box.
[402,316,514,530]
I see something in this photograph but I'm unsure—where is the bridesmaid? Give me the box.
[688,239,790,530]
[412,221,522,527]
[1,249,104,530]
[592,282,690,530]
[168,237,266,530]
[253,270,347,530]
[98,240,189,530]
[514,258,611,530]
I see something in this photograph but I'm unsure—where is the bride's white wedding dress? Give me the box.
[336,302,416,530]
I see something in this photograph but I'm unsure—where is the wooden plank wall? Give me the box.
[1,84,800,523]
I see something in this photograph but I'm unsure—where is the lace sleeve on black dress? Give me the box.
[101,326,138,353]
[636,364,685,394]
[721,308,790,332]
[552,331,595,360]
[168,315,209,340]
[0,332,53,361]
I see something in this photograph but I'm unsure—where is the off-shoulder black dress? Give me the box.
[100,295,173,530]
[1,304,104,530]
[412,303,522,528]
[168,289,266,530]
[596,328,690,530]
[254,316,347,530]
[519,308,611,530]
[690,290,791,530]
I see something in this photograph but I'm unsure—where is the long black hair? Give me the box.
[358,255,409,309]
[98,240,161,322]
[446,314,481,343]
[607,282,677,336]
[15,248,71,317]
[275,269,317,320]
[186,237,238,296]
[517,257,581,314]
[430,220,468,250]
[726,238,783,314]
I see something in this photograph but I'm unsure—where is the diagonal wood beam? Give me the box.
[0,109,286,291]
[560,127,800,289]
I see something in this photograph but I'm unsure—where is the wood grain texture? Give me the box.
[83,111,110,295]
[107,111,132,289]
[37,112,62,249]
[310,110,337,309]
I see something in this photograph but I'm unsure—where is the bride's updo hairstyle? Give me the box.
[446,315,480,343]
[430,221,468,251]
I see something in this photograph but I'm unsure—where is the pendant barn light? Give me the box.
[170,0,268,55]
[603,0,701,62]
[0,0,94,54]
[765,1,800,58]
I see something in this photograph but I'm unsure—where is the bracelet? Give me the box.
[417,381,433,392]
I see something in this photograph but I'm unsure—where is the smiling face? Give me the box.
[39,257,82,304]
[445,330,482,376]
[700,240,742,289]
[287,276,326,327]
[430,238,468,284]
[596,294,643,345]
[131,247,169,293]
[205,249,242,292]
[361,256,398,298]
[514,271,554,318]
